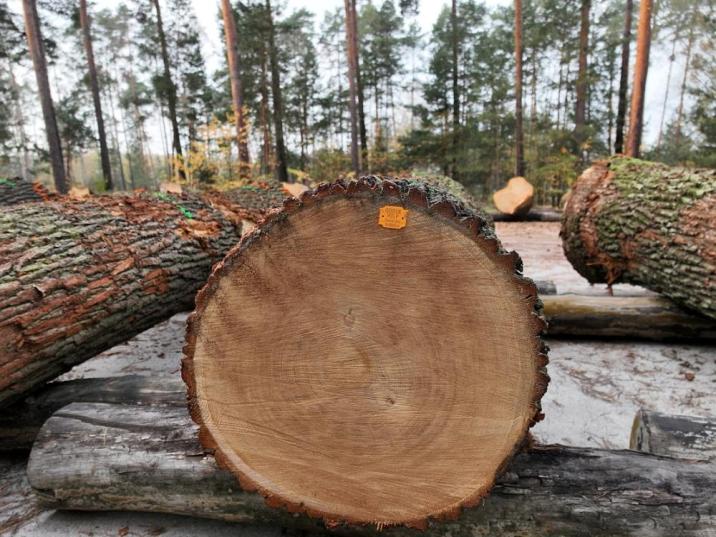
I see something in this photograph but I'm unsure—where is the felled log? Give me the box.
[489,207,562,222]
[183,178,548,527]
[0,193,242,408]
[542,294,716,341]
[492,176,534,217]
[28,402,716,536]
[631,409,716,460]
[0,375,183,451]
[561,157,716,319]
[0,177,51,205]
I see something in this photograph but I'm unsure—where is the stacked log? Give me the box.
[561,157,716,319]
[183,178,548,526]
[0,192,243,407]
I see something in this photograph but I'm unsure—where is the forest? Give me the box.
[0,0,713,204]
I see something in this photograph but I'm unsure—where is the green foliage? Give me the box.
[307,148,351,182]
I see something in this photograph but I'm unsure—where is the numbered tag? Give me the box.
[378,206,408,229]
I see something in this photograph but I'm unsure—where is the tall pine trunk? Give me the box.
[259,50,272,175]
[450,0,460,180]
[344,0,361,176]
[265,0,289,183]
[625,0,652,158]
[79,0,112,191]
[21,0,67,193]
[151,0,184,180]
[220,0,250,179]
[674,17,695,146]
[574,0,590,156]
[656,31,678,149]
[514,0,525,177]
[615,0,633,154]
[7,63,31,182]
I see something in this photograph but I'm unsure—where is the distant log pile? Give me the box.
[0,177,52,206]
[561,157,716,319]
[0,192,242,408]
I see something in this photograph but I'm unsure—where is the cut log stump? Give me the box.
[183,178,548,527]
[0,193,243,408]
[492,176,534,218]
[27,401,716,536]
[631,409,716,460]
[561,157,716,319]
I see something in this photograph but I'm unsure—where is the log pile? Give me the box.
[561,157,716,319]
[183,178,547,527]
[26,400,716,536]
[0,192,243,407]
[0,177,52,206]
[631,409,716,460]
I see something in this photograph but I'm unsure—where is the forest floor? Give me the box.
[2,221,715,536]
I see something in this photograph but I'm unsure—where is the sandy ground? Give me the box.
[2,221,715,536]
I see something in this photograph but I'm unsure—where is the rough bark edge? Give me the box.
[182,176,549,530]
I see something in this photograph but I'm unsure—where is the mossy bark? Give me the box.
[561,157,716,319]
[0,193,242,408]
[0,177,51,206]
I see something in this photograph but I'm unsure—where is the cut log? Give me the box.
[206,182,289,223]
[183,178,548,527]
[0,177,51,205]
[492,176,534,217]
[631,409,716,460]
[561,157,716,319]
[28,402,716,536]
[489,207,562,222]
[0,375,183,451]
[0,193,242,408]
[542,294,716,341]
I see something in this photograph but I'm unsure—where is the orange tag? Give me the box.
[378,205,408,229]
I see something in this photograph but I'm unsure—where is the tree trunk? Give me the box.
[151,0,184,180]
[675,16,695,147]
[614,0,632,154]
[28,402,716,536]
[183,178,547,527]
[7,62,32,182]
[573,0,590,155]
[656,30,679,149]
[513,0,525,177]
[631,409,716,460]
[344,0,361,177]
[450,0,460,180]
[21,0,67,194]
[561,157,716,319]
[0,193,243,408]
[220,0,250,179]
[542,294,716,341]
[0,177,50,206]
[265,0,288,183]
[79,0,112,191]
[625,0,652,158]
[259,51,272,175]
[352,0,368,168]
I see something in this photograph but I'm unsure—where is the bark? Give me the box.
[542,294,716,341]
[21,0,67,193]
[344,0,361,176]
[265,0,288,183]
[625,0,652,158]
[513,0,525,177]
[561,157,716,319]
[614,0,632,154]
[0,193,243,408]
[0,177,51,206]
[631,409,716,461]
[151,0,184,179]
[79,0,112,191]
[0,374,183,451]
[220,0,250,179]
[28,401,716,536]
[574,0,590,154]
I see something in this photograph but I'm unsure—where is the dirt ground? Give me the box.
[2,221,715,536]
